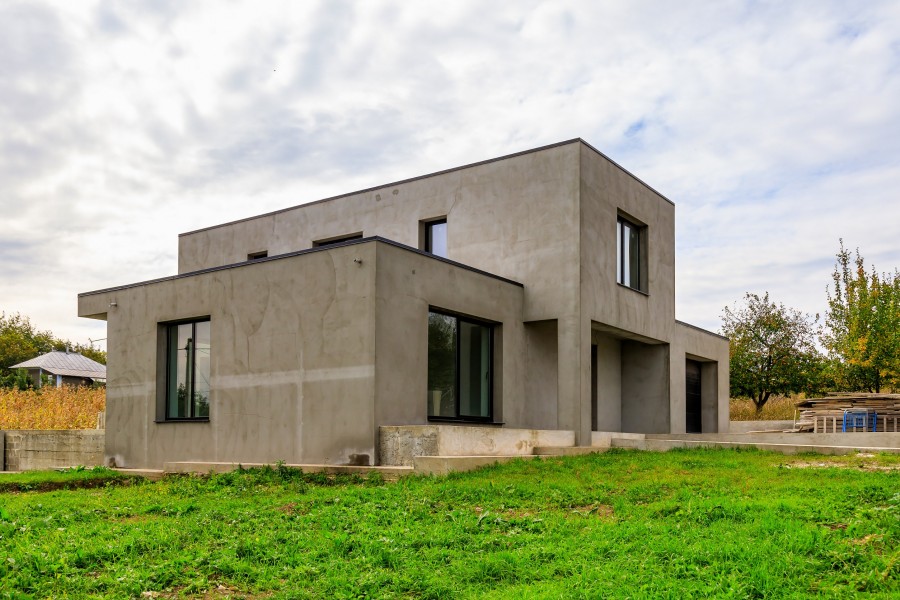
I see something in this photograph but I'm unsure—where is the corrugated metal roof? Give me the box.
[11,351,106,379]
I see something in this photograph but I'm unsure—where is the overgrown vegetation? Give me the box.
[726,242,900,408]
[722,292,821,411]
[1,450,898,598]
[0,386,105,429]
[0,466,137,493]
[730,395,800,421]
[823,240,900,393]
[0,312,106,388]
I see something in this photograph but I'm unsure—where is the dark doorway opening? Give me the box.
[686,359,702,433]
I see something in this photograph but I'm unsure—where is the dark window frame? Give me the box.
[422,218,448,258]
[313,233,363,247]
[427,308,494,423]
[616,215,648,293]
[162,317,211,422]
[247,251,268,260]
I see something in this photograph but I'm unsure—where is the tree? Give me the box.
[0,312,57,373]
[822,241,900,392]
[721,293,822,412]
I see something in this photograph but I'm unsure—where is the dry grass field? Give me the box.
[730,395,800,421]
[0,386,105,430]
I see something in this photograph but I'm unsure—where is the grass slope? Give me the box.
[1,449,898,599]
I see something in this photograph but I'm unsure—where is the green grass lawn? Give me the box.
[1,449,898,599]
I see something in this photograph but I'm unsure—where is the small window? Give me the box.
[313,233,363,247]
[165,319,211,420]
[617,216,647,292]
[423,219,447,258]
[247,251,268,260]
[427,310,493,421]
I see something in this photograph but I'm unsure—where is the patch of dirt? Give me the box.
[570,504,615,518]
[142,584,274,599]
[823,522,848,530]
[782,460,900,472]
[852,534,883,545]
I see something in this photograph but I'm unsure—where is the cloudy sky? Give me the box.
[2,0,899,349]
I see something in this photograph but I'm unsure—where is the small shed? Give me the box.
[10,351,106,388]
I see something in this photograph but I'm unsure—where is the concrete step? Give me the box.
[162,462,414,481]
[532,446,608,456]
[113,468,166,481]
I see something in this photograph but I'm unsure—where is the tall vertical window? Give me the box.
[424,219,447,258]
[617,216,646,292]
[166,320,211,419]
[427,310,492,421]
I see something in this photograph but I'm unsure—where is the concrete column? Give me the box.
[557,315,592,445]
[593,334,622,431]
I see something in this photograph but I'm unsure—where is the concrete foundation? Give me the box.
[3,430,104,471]
[729,420,797,433]
[379,425,574,466]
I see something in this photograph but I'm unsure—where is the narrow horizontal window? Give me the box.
[313,234,363,247]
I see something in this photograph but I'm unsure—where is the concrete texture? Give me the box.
[163,461,413,481]
[3,430,104,471]
[379,425,574,466]
[82,241,523,470]
[729,420,797,433]
[81,139,729,468]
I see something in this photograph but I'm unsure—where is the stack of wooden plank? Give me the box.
[793,393,900,433]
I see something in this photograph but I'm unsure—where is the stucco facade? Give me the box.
[79,139,729,469]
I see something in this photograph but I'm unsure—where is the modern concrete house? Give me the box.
[78,139,728,470]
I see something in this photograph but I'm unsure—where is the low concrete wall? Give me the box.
[379,425,575,466]
[647,432,900,449]
[729,420,795,433]
[3,430,105,471]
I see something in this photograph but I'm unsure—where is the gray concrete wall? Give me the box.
[379,425,574,466]
[372,242,526,461]
[592,332,622,432]
[3,430,104,471]
[672,322,730,433]
[729,420,796,433]
[80,240,525,469]
[178,142,581,323]
[579,144,677,344]
[522,321,558,429]
[621,342,670,433]
[82,139,728,465]
[82,242,380,469]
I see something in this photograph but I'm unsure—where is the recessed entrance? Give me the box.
[685,359,702,433]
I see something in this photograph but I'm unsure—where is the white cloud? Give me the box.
[1,0,899,345]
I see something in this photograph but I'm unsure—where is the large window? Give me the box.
[617,216,646,292]
[427,310,493,421]
[165,319,211,420]
[423,219,447,258]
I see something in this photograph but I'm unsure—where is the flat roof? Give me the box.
[79,237,524,298]
[179,138,675,237]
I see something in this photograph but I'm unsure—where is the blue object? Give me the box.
[842,410,877,432]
